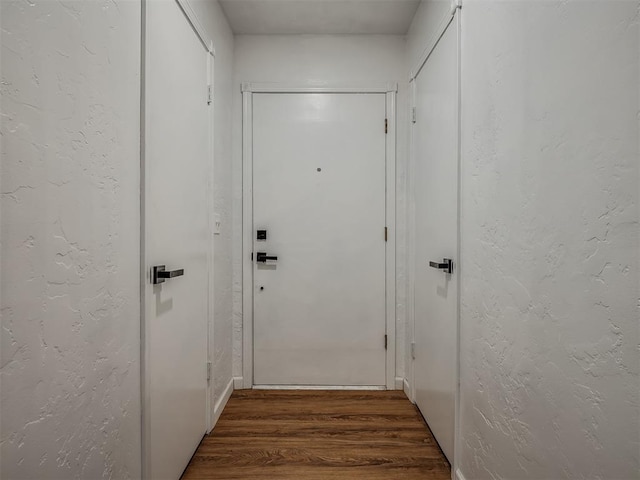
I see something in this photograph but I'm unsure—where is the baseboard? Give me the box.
[455,468,466,480]
[211,377,234,429]
[403,377,413,402]
[233,376,244,390]
[394,377,404,390]
[253,385,385,390]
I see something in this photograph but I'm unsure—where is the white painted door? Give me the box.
[413,16,459,463]
[252,93,387,386]
[144,1,211,478]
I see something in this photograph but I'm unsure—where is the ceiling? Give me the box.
[218,0,422,35]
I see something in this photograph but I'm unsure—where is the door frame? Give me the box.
[140,0,215,478]
[241,82,398,390]
[407,5,461,480]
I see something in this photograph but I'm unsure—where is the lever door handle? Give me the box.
[256,252,278,263]
[429,258,453,274]
[152,265,185,284]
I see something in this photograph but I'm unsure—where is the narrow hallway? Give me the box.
[2,0,638,478]
[182,390,450,479]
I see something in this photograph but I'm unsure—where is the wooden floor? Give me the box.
[182,390,451,479]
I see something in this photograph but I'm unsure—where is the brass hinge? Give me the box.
[384,334,388,350]
[384,227,388,242]
[385,118,388,134]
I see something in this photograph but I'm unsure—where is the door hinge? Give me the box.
[411,342,416,360]
[206,361,212,384]
[411,107,417,124]
[384,118,388,134]
[207,85,213,105]
[384,227,388,242]
[251,252,253,261]
[384,334,388,350]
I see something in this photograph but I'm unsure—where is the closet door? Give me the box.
[144,0,212,478]
[413,13,460,463]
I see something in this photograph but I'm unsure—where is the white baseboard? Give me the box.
[394,377,404,390]
[455,468,466,480]
[253,385,385,390]
[211,377,234,430]
[233,376,244,390]
[403,377,413,402]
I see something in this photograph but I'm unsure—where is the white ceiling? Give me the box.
[218,0,422,35]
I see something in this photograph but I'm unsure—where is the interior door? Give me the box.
[252,93,387,386]
[413,15,459,463]
[144,1,211,478]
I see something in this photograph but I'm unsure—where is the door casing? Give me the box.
[140,0,215,478]
[241,83,398,390]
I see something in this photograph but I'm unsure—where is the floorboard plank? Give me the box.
[181,390,450,480]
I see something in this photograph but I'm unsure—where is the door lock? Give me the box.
[256,252,278,263]
[429,258,453,274]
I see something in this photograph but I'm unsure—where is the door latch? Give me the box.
[429,258,453,274]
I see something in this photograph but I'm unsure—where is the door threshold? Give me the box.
[252,385,386,391]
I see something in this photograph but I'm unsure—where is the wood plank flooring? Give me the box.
[181,389,451,479]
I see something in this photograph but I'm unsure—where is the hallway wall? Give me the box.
[1,1,142,478]
[1,0,236,477]
[408,1,639,479]
[231,34,409,385]
[458,1,639,478]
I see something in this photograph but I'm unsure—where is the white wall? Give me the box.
[459,1,639,478]
[410,1,639,479]
[0,0,236,477]
[188,0,236,423]
[1,1,141,478]
[232,35,409,384]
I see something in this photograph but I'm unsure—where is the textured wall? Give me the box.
[459,1,639,479]
[1,0,141,478]
[189,0,236,418]
[231,35,409,383]
[407,0,639,478]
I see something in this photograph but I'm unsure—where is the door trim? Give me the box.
[140,1,215,478]
[175,0,215,57]
[242,82,397,94]
[241,84,397,390]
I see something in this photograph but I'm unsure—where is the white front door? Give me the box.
[144,1,211,478]
[412,15,459,463]
[252,93,387,387]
